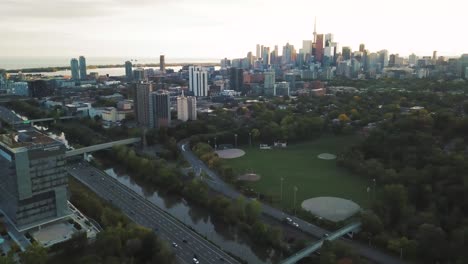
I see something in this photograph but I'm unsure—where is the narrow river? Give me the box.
[104,167,283,264]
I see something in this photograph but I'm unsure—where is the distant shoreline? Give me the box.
[1,62,221,74]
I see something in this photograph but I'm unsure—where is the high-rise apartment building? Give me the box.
[133,82,153,127]
[70,58,79,80]
[149,90,171,128]
[177,91,197,121]
[256,44,261,59]
[379,50,389,68]
[187,96,197,121]
[262,46,270,66]
[408,53,418,66]
[229,67,244,92]
[342,47,352,61]
[79,56,87,80]
[282,43,295,65]
[264,70,275,95]
[189,66,208,97]
[359,44,366,52]
[301,40,313,55]
[177,91,188,122]
[133,68,146,81]
[0,131,69,231]
[160,55,165,73]
[125,61,133,81]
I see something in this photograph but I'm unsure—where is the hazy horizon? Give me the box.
[1,0,467,59]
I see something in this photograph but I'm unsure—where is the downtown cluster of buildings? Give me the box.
[125,55,197,129]
[211,20,468,97]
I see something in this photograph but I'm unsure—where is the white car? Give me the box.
[293,222,299,227]
[172,242,178,248]
[192,257,199,264]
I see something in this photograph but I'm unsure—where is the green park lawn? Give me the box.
[225,135,372,211]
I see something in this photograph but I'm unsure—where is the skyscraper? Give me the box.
[177,91,188,121]
[315,34,324,63]
[229,67,244,92]
[359,44,366,53]
[301,40,313,55]
[70,58,79,80]
[160,55,165,73]
[379,50,389,68]
[187,96,197,121]
[133,82,153,127]
[79,56,87,80]
[133,68,146,81]
[262,46,270,67]
[264,70,275,95]
[177,91,197,121]
[0,131,69,231]
[149,90,171,128]
[125,61,133,81]
[342,47,352,61]
[408,53,418,66]
[282,43,295,65]
[256,44,261,59]
[188,66,208,97]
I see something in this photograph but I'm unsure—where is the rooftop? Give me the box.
[0,130,62,151]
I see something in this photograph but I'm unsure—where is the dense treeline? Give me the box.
[108,145,286,250]
[329,78,468,92]
[4,100,50,119]
[47,178,176,264]
[339,107,468,262]
[0,178,176,264]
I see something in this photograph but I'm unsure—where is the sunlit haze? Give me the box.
[1,0,467,59]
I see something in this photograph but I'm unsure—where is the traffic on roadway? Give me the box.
[179,141,406,264]
[68,162,240,264]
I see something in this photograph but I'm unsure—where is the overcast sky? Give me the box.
[1,0,466,59]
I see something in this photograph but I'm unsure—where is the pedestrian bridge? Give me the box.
[13,116,78,125]
[280,222,362,264]
[65,138,141,157]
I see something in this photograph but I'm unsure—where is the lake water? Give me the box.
[0,56,219,70]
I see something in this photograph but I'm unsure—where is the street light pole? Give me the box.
[234,134,238,148]
[249,132,252,148]
[293,186,298,216]
[280,177,284,206]
[372,178,376,200]
[214,137,217,150]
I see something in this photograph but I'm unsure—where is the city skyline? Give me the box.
[1,0,467,59]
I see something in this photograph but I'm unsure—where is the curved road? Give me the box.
[179,141,406,264]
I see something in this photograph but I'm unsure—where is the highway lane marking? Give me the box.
[70,166,240,264]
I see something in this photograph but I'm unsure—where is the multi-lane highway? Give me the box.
[68,163,240,264]
[179,141,406,264]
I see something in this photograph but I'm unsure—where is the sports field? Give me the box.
[225,135,371,211]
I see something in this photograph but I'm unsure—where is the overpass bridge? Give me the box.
[65,137,141,157]
[13,116,78,125]
[281,222,362,264]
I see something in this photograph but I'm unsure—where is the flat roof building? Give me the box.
[0,130,70,231]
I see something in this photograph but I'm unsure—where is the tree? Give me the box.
[251,128,260,145]
[416,224,448,262]
[381,184,407,227]
[361,211,383,235]
[20,243,48,264]
[245,200,262,224]
[0,254,15,264]
[338,114,350,122]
